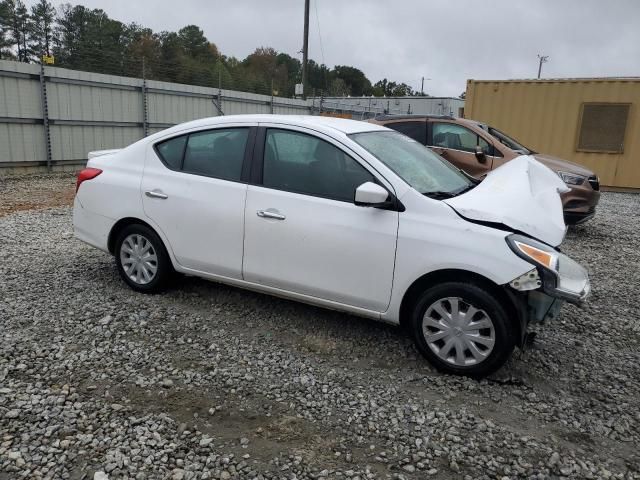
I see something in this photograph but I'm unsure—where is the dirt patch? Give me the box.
[0,173,76,217]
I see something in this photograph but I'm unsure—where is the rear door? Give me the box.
[242,125,398,312]
[428,121,493,178]
[141,125,256,278]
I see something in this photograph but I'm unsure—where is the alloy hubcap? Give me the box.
[422,297,495,366]
[120,234,158,285]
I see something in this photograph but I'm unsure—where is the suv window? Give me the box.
[182,129,249,180]
[430,122,500,157]
[432,123,482,153]
[263,129,374,202]
[387,121,427,144]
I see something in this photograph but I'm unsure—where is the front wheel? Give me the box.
[409,281,516,377]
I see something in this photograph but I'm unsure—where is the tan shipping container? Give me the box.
[465,78,640,189]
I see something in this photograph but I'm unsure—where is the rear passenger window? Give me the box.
[156,136,186,170]
[183,129,249,181]
[388,121,427,144]
[263,129,374,202]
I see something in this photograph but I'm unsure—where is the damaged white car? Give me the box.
[73,115,590,377]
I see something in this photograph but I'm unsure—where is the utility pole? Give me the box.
[537,54,549,79]
[301,0,310,99]
[421,77,424,96]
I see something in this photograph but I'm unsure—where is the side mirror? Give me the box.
[475,145,487,163]
[354,182,390,207]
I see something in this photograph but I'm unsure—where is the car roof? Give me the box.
[156,114,387,137]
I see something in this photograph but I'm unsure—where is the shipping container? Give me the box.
[465,78,640,189]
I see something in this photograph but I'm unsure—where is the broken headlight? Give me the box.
[506,234,590,304]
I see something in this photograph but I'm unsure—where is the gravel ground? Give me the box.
[0,173,639,480]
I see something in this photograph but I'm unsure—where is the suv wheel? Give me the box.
[409,281,516,377]
[114,224,172,293]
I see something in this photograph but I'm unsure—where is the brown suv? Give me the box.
[370,115,600,224]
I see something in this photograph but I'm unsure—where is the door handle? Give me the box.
[145,190,168,199]
[257,209,286,220]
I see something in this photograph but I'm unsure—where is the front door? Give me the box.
[242,126,398,312]
[429,121,493,178]
[141,126,254,278]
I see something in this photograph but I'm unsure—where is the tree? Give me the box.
[178,25,214,61]
[1,0,30,62]
[28,0,55,58]
[0,1,15,58]
[333,65,371,96]
[459,91,466,99]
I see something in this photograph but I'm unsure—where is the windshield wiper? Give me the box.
[422,190,456,199]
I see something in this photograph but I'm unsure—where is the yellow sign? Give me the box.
[42,55,55,65]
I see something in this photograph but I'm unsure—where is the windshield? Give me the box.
[488,127,532,154]
[350,131,473,196]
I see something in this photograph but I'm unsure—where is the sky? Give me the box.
[33,0,640,97]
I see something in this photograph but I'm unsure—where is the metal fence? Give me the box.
[0,59,313,171]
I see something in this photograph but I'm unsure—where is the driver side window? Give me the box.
[263,129,374,202]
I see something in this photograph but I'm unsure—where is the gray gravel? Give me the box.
[0,174,639,479]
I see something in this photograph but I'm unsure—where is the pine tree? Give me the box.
[0,1,16,59]
[1,0,30,62]
[28,0,55,59]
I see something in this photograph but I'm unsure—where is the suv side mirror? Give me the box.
[354,182,389,207]
[475,145,487,163]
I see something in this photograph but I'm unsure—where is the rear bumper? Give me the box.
[73,196,113,253]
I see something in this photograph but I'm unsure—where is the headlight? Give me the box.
[506,234,590,303]
[557,171,585,186]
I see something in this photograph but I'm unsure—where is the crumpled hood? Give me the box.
[444,156,569,246]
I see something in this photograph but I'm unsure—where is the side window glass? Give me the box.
[432,123,478,153]
[182,128,249,181]
[479,136,492,155]
[263,129,374,202]
[156,135,187,170]
[388,122,427,144]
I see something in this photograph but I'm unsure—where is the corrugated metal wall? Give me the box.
[465,78,640,189]
[322,96,465,117]
[0,60,312,170]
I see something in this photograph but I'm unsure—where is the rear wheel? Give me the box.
[409,281,516,377]
[114,224,172,293]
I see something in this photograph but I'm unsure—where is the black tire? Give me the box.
[409,281,516,378]
[114,224,173,293]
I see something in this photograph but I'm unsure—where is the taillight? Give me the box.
[76,168,103,193]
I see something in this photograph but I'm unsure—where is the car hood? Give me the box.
[532,153,594,177]
[444,156,569,246]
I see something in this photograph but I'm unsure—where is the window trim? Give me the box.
[152,126,257,183]
[253,126,384,204]
[575,102,630,154]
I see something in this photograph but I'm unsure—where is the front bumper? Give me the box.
[506,288,565,347]
[561,183,601,225]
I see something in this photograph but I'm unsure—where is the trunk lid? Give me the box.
[444,156,569,246]
[88,149,122,160]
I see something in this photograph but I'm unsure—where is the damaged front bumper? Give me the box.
[505,262,590,347]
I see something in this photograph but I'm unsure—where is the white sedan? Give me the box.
[73,115,589,377]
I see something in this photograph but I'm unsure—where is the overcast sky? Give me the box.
[36,0,640,96]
